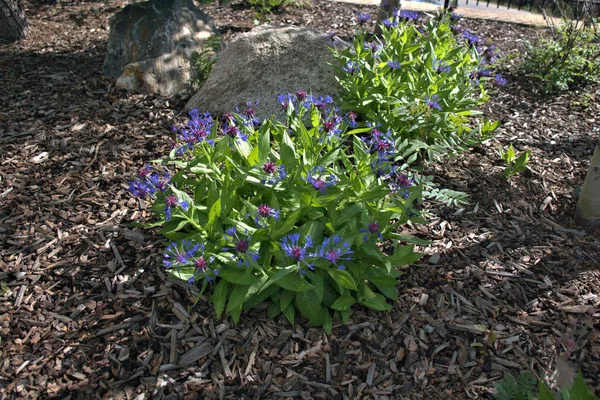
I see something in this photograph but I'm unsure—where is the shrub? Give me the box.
[190,35,222,90]
[495,370,599,400]
[130,93,427,331]
[331,9,503,164]
[521,2,600,94]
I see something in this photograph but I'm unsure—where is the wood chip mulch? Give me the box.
[0,0,599,399]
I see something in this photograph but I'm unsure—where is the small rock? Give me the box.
[428,253,441,265]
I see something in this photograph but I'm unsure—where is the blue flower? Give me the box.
[164,194,190,221]
[277,93,296,111]
[321,112,343,141]
[223,227,260,267]
[387,60,402,70]
[147,171,171,192]
[495,74,507,86]
[237,100,261,127]
[306,167,337,193]
[281,233,315,275]
[345,111,359,128]
[462,30,481,46]
[306,95,334,111]
[137,164,152,179]
[425,94,442,111]
[355,11,371,24]
[222,119,249,143]
[129,180,156,199]
[172,109,215,154]
[314,236,353,270]
[187,247,219,285]
[382,18,398,28]
[389,170,415,198]
[363,41,382,53]
[433,59,451,74]
[365,128,395,156]
[260,161,287,185]
[254,204,280,227]
[395,9,422,21]
[370,155,394,178]
[450,12,462,21]
[163,240,201,269]
[342,60,361,74]
[361,222,384,242]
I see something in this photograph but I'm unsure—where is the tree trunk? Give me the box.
[575,141,600,226]
[0,0,28,43]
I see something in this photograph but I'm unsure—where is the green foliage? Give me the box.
[495,371,599,400]
[246,0,289,21]
[130,93,427,331]
[520,3,600,94]
[498,144,531,177]
[190,36,222,90]
[331,11,501,164]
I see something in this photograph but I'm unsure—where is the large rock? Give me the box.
[185,25,343,120]
[104,0,218,94]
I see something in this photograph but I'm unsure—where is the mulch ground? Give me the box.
[1,0,599,399]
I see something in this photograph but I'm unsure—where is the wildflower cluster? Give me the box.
[130,91,425,331]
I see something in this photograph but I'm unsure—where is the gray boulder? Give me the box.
[104,0,218,94]
[185,25,343,120]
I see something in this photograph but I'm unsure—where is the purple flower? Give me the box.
[355,11,371,24]
[462,30,481,46]
[308,95,334,111]
[361,221,384,242]
[237,100,261,127]
[129,180,155,199]
[342,60,361,74]
[450,12,463,21]
[370,155,394,178]
[223,227,260,267]
[395,9,422,21]
[365,128,395,156]
[321,112,343,141]
[306,167,337,193]
[314,236,353,270]
[260,161,287,185]
[425,94,442,111]
[345,111,359,128]
[387,60,402,70]
[481,45,500,65]
[172,109,215,154]
[164,194,190,221]
[163,240,201,269]
[277,93,296,111]
[147,171,171,192]
[433,59,451,74]
[495,74,507,86]
[254,204,280,227]
[138,165,152,179]
[281,233,315,275]
[389,171,415,198]
[363,41,382,53]
[382,18,398,28]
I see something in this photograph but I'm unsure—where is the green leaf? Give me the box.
[211,280,229,318]
[208,198,221,227]
[387,244,424,266]
[538,379,556,400]
[230,304,242,325]
[368,275,399,288]
[328,269,358,291]
[323,308,332,334]
[569,371,599,400]
[280,131,297,171]
[219,269,261,285]
[330,293,356,311]
[280,290,295,311]
[274,273,315,292]
[295,290,325,325]
[359,293,392,311]
[282,303,295,326]
[267,301,281,318]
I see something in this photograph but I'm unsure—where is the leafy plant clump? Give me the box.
[129,92,428,332]
[498,143,531,177]
[521,2,600,94]
[495,370,599,400]
[190,35,222,90]
[331,9,504,164]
